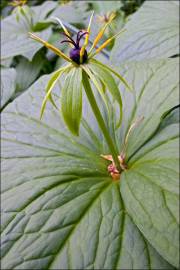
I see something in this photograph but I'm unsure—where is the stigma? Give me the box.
[61,31,89,64]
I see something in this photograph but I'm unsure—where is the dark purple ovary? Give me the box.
[69,48,88,64]
[61,31,89,64]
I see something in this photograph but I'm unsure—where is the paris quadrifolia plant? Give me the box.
[29,12,132,179]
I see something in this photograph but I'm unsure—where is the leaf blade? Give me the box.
[61,67,83,135]
[91,59,132,91]
[89,62,123,128]
[121,137,179,267]
[1,68,16,109]
[40,64,71,119]
[111,1,179,64]
[82,65,110,116]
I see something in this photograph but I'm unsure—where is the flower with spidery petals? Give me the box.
[29,12,132,135]
[29,12,133,178]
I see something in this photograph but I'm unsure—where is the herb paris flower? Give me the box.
[29,12,132,177]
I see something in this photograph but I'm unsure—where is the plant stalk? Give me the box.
[82,70,121,172]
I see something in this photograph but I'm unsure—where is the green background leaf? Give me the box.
[16,52,45,92]
[111,1,179,64]
[50,1,89,25]
[1,11,51,61]
[31,1,57,25]
[89,0,123,14]
[1,68,16,109]
[114,58,179,161]
[121,137,179,267]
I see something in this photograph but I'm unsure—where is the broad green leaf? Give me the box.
[121,136,179,267]
[89,0,122,14]
[158,105,179,130]
[1,58,13,68]
[1,60,178,269]
[28,1,57,32]
[114,58,179,161]
[1,68,16,109]
[86,58,179,266]
[128,108,179,165]
[31,1,57,25]
[132,105,180,161]
[61,67,83,136]
[113,58,179,267]
[50,1,89,24]
[1,12,51,61]
[89,62,123,128]
[40,64,71,119]
[32,21,52,32]
[16,52,45,92]
[111,1,179,64]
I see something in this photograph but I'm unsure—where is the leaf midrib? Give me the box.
[46,183,111,269]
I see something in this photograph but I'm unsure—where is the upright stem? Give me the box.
[82,70,121,172]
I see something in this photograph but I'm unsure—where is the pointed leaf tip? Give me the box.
[40,65,71,120]
[89,62,123,129]
[91,59,132,91]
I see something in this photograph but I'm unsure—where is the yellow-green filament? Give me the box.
[90,29,126,57]
[28,32,72,62]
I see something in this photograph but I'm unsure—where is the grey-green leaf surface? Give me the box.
[128,107,179,165]
[16,53,45,92]
[114,58,179,267]
[31,1,57,26]
[1,68,16,109]
[50,1,89,24]
[89,0,122,14]
[1,67,177,269]
[111,1,179,64]
[131,106,179,162]
[158,106,179,130]
[89,61,123,128]
[121,136,179,267]
[1,58,13,68]
[1,13,51,61]
[115,58,179,161]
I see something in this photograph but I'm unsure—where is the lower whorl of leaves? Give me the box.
[1,58,179,269]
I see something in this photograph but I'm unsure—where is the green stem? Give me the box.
[82,70,121,172]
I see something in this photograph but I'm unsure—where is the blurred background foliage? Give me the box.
[1,0,145,18]
[1,0,145,109]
